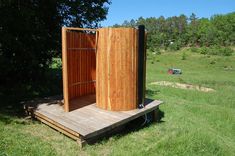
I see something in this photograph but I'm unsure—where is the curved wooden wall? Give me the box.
[96,28,139,111]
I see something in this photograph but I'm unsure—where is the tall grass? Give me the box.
[0,50,235,155]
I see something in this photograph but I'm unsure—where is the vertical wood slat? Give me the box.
[63,27,145,112]
[62,28,96,112]
[96,28,139,111]
[62,27,69,112]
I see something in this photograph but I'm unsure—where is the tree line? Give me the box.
[0,0,110,104]
[0,0,110,83]
[113,12,235,51]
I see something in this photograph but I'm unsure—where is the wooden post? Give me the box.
[77,137,87,148]
[96,28,139,111]
[153,106,160,122]
[62,27,69,112]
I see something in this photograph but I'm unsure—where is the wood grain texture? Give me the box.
[35,113,80,140]
[25,95,163,139]
[96,28,139,111]
[62,28,96,112]
[62,27,69,112]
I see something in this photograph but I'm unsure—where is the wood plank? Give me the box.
[35,114,79,140]
[63,30,96,111]
[27,95,163,141]
[67,111,110,130]
[69,97,95,110]
[84,100,162,139]
[62,27,69,112]
[65,27,97,32]
[34,112,80,138]
[96,28,139,111]
[87,104,130,120]
[79,106,123,124]
[36,109,95,136]
[67,48,96,50]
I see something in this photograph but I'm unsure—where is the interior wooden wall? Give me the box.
[96,28,139,111]
[62,28,96,112]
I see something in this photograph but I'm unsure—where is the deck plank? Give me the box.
[37,109,94,136]
[28,95,163,139]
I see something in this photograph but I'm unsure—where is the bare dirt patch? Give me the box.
[150,81,215,92]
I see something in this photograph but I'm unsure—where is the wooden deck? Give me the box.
[25,94,162,145]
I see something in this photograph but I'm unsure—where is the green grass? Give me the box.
[1,50,235,156]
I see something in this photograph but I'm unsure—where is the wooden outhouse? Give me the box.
[62,26,147,112]
[26,26,162,146]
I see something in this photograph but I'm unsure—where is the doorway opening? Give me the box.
[62,27,97,112]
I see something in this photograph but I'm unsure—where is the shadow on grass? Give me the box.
[0,67,165,145]
[86,106,165,145]
[0,113,32,125]
[146,89,160,97]
[0,68,62,118]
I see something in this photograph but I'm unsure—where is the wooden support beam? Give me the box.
[70,80,96,87]
[36,115,79,140]
[152,106,160,122]
[77,137,87,148]
[67,48,96,51]
[62,27,97,112]
[64,27,97,32]
[34,112,80,139]
[62,27,69,112]
[24,95,163,147]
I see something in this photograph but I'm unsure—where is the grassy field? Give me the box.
[1,49,235,156]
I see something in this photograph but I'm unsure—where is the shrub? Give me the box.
[153,47,161,55]
[221,47,234,56]
[210,46,234,56]
[210,60,216,64]
[181,52,187,60]
[190,47,199,53]
[168,40,182,51]
[200,46,208,55]
[197,46,234,56]
[169,42,181,51]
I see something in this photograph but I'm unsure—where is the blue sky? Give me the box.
[100,0,235,26]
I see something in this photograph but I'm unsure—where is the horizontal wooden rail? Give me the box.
[70,80,96,87]
[67,48,96,51]
[63,27,97,32]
